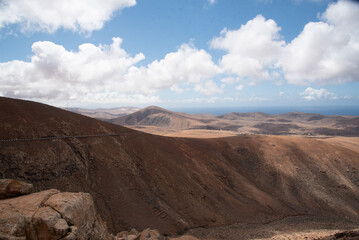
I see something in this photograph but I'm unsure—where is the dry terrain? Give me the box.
[110,106,359,138]
[1,97,359,239]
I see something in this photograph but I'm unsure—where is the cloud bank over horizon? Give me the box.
[0,0,358,106]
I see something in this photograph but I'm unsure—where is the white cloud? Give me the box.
[194,80,224,95]
[236,84,244,91]
[211,15,285,82]
[300,87,338,101]
[281,0,359,85]
[210,1,359,86]
[0,39,222,106]
[0,38,145,105]
[170,85,184,93]
[208,0,216,5]
[125,44,221,95]
[220,76,241,85]
[0,0,136,34]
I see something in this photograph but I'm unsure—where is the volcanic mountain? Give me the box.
[1,97,359,237]
[110,106,206,129]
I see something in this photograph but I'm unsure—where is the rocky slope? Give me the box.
[1,97,359,236]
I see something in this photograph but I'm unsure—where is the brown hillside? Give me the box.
[110,106,205,129]
[1,97,359,236]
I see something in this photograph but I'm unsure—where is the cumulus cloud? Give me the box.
[281,0,359,85]
[194,80,224,95]
[124,44,221,95]
[300,87,338,101]
[211,15,285,82]
[210,1,359,87]
[0,39,221,105]
[0,0,136,33]
[0,38,145,104]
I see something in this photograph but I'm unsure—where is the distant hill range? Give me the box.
[66,106,140,120]
[109,106,359,137]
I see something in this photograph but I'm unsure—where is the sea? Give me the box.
[171,106,359,116]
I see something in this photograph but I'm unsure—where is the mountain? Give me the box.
[66,107,140,120]
[110,106,206,129]
[110,107,359,137]
[1,97,359,237]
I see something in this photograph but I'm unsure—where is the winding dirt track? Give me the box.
[0,133,137,142]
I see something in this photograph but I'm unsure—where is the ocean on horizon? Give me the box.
[171,106,359,116]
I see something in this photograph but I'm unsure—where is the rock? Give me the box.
[117,231,129,238]
[44,192,111,239]
[127,234,139,240]
[0,179,33,199]
[0,185,111,240]
[316,230,359,240]
[115,228,167,240]
[32,206,69,239]
[169,236,200,240]
[63,226,78,240]
[137,228,162,240]
[129,228,139,236]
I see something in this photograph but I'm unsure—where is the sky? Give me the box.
[0,0,359,111]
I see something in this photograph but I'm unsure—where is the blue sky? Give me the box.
[0,0,358,110]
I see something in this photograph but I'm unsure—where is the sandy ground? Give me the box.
[187,215,359,240]
[132,126,239,138]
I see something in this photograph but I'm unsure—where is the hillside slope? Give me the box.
[1,97,359,235]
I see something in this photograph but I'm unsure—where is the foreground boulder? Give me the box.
[0,187,111,239]
[0,179,33,199]
[0,180,200,240]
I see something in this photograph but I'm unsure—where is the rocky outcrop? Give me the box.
[0,180,200,240]
[0,182,111,240]
[115,228,200,240]
[0,179,33,199]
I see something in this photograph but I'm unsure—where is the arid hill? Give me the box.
[110,106,359,137]
[110,106,206,129]
[1,97,359,238]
